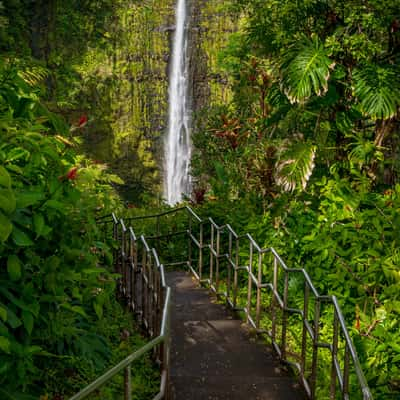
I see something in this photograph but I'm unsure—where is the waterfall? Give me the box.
[164,0,191,205]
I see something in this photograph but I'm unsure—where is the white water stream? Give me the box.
[164,0,191,205]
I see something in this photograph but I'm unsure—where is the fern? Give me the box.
[281,35,334,104]
[276,141,316,192]
[353,64,400,120]
[18,65,48,87]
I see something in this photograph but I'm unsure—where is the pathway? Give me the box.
[167,271,305,400]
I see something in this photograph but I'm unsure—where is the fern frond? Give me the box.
[18,66,48,87]
[276,141,316,192]
[353,64,400,120]
[281,35,334,104]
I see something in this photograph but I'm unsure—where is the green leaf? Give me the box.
[353,64,400,120]
[60,303,88,318]
[0,189,16,214]
[0,336,10,354]
[0,306,7,322]
[0,304,22,329]
[276,141,316,192]
[0,289,39,316]
[93,301,103,319]
[281,35,334,103]
[33,213,45,236]
[44,199,65,212]
[0,166,11,188]
[0,212,13,242]
[12,227,34,246]
[7,255,21,281]
[22,310,34,335]
[16,191,45,208]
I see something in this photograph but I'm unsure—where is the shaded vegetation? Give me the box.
[192,0,400,398]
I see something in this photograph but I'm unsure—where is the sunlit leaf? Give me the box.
[276,141,316,191]
[281,35,334,103]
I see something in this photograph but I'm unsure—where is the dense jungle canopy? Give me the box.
[0,0,399,399]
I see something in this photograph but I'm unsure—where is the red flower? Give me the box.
[78,115,88,128]
[66,167,78,180]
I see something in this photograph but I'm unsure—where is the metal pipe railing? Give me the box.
[127,205,372,400]
[68,215,171,400]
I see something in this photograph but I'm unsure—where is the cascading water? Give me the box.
[164,0,191,205]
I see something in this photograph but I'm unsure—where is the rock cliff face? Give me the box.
[88,0,237,202]
[21,0,236,203]
[80,1,176,202]
[189,0,236,115]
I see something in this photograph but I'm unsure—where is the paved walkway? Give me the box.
[167,271,305,400]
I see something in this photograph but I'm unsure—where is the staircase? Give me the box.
[68,206,372,400]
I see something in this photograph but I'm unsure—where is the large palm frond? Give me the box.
[281,35,334,104]
[275,141,316,192]
[352,64,400,120]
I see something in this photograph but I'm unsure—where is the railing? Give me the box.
[71,205,372,400]
[69,213,171,400]
[127,206,373,400]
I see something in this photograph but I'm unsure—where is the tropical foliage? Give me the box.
[0,52,160,398]
[192,0,400,397]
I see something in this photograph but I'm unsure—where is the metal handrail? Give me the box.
[131,205,373,400]
[69,215,171,400]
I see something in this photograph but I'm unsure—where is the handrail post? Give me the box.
[233,237,239,308]
[271,255,278,344]
[124,365,132,400]
[281,270,289,359]
[227,231,233,301]
[330,309,339,399]
[255,251,262,329]
[301,282,310,382]
[210,222,214,287]
[215,228,221,293]
[246,242,253,325]
[310,299,321,399]
[199,223,203,280]
[188,212,192,269]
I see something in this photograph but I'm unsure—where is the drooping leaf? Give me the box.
[12,227,34,246]
[0,336,10,354]
[0,212,13,242]
[21,310,34,335]
[7,255,21,281]
[32,213,45,236]
[0,189,16,214]
[0,304,22,329]
[281,35,334,103]
[353,64,400,120]
[0,166,11,188]
[0,306,7,322]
